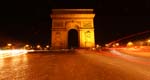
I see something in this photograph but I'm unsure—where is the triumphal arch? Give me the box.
[51,9,95,49]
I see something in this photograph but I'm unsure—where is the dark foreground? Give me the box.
[0,49,150,80]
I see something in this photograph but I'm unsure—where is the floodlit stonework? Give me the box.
[51,9,95,49]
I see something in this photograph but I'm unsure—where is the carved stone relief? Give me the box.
[65,21,81,29]
[55,32,61,42]
[53,21,64,28]
[83,22,92,28]
[85,31,91,42]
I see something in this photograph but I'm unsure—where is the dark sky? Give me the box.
[0,0,150,45]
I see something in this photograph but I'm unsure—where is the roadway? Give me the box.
[0,49,150,80]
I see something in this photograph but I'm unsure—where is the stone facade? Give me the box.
[51,9,95,49]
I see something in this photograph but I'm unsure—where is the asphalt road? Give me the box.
[0,49,150,80]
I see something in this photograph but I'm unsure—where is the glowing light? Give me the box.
[0,49,28,59]
[24,44,31,50]
[7,43,12,47]
[96,44,100,48]
[37,45,41,48]
[127,42,133,47]
[46,45,50,48]
[112,44,116,47]
[147,39,150,43]
[115,43,119,46]
[25,44,29,47]
[92,48,96,50]
[105,44,109,47]
[147,39,150,46]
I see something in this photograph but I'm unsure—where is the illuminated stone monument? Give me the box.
[51,9,95,49]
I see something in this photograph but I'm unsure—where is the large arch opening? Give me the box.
[68,29,79,49]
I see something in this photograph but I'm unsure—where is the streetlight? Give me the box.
[7,43,12,47]
[7,43,12,49]
[46,45,50,48]
[96,44,100,48]
[115,43,119,46]
[24,44,30,49]
[127,41,133,47]
[147,39,150,46]
[105,44,109,47]
[44,45,50,50]
[112,44,116,47]
[25,44,29,47]
[36,45,42,50]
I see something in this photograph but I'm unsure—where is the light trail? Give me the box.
[107,30,150,47]
[109,48,150,65]
[0,49,34,59]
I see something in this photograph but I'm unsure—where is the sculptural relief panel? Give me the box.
[85,31,91,42]
[65,21,81,30]
[82,21,93,28]
[53,21,64,28]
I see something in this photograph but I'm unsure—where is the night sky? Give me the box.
[0,0,150,46]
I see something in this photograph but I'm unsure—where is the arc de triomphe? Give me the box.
[51,9,95,49]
